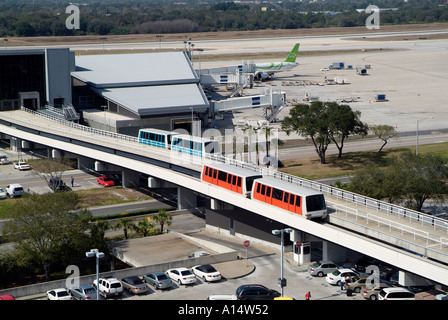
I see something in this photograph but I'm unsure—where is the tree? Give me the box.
[115,218,134,239]
[152,209,172,234]
[327,103,368,158]
[32,158,71,192]
[398,152,448,211]
[132,219,154,237]
[348,151,448,211]
[371,125,399,152]
[281,102,332,164]
[2,192,92,281]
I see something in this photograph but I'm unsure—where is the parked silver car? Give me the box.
[68,284,98,300]
[307,260,339,277]
[143,272,173,290]
[121,276,148,295]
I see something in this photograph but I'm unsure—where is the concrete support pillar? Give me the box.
[177,187,197,210]
[21,140,31,150]
[51,149,62,159]
[94,161,104,172]
[77,156,95,170]
[121,169,139,188]
[10,137,19,152]
[210,198,234,211]
[322,241,347,263]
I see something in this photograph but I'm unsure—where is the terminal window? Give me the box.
[0,54,46,106]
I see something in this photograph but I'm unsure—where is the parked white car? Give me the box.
[14,161,31,171]
[5,184,24,198]
[191,264,222,282]
[46,288,72,300]
[325,268,359,285]
[166,268,196,285]
[378,287,415,300]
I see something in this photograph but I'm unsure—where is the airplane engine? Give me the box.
[254,72,273,81]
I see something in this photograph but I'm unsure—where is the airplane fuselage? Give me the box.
[255,61,299,73]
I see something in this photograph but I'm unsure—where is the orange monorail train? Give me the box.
[201,163,262,198]
[252,177,327,219]
[201,163,327,220]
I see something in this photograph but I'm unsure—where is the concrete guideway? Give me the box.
[1,109,448,285]
[327,196,448,264]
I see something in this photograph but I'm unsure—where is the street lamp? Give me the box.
[86,248,105,300]
[416,116,433,155]
[99,37,107,54]
[272,228,292,297]
[156,35,164,50]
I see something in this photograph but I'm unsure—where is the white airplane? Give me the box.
[254,43,300,81]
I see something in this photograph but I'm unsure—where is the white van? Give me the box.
[378,287,415,300]
[6,184,25,198]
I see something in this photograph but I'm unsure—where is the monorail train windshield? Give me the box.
[306,194,326,212]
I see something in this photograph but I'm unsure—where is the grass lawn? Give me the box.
[0,187,153,219]
[279,142,448,180]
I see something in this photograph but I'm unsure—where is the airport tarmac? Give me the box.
[201,36,448,136]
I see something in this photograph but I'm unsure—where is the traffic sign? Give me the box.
[243,240,250,248]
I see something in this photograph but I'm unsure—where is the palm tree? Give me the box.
[153,209,172,234]
[114,218,134,239]
[132,219,154,237]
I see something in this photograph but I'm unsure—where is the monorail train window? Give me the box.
[212,169,217,179]
[205,167,210,176]
[261,184,266,195]
[237,177,242,187]
[284,192,289,203]
[289,194,295,205]
[232,175,237,185]
[227,174,232,184]
[296,196,301,207]
[306,194,326,211]
[272,188,283,201]
[256,183,261,193]
[266,186,271,197]
[218,171,227,182]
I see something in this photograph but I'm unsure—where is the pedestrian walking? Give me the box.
[70,176,74,187]
[340,276,346,291]
[305,291,311,300]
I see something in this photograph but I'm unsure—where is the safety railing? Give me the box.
[328,201,448,248]
[328,214,448,263]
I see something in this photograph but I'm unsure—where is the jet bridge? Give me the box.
[198,61,256,89]
[210,87,286,121]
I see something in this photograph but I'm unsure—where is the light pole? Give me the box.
[272,228,292,297]
[99,37,107,54]
[86,248,105,300]
[156,35,164,50]
[416,116,433,155]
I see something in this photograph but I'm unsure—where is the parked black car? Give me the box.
[236,284,281,300]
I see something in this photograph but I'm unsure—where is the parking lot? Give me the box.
[25,228,365,301]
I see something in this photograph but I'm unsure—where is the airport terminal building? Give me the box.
[0,48,210,136]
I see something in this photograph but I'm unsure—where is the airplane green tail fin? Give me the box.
[284,43,300,63]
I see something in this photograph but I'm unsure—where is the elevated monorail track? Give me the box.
[1,108,447,285]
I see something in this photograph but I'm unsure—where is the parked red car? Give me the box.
[97,176,115,187]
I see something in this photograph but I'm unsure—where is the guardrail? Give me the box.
[6,108,448,237]
[328,214,448,263]
[329,201,448,249]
